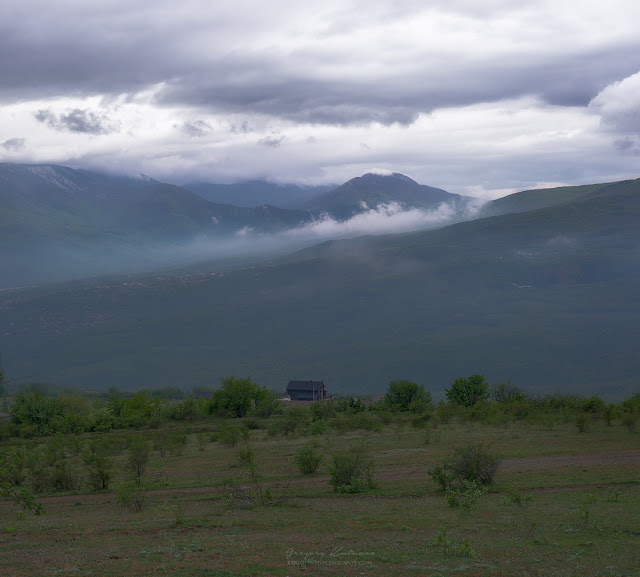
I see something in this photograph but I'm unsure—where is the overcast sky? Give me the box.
[1,0,639,198]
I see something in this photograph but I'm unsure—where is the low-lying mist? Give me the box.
[3,199,487,290]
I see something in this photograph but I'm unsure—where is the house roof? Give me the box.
[286,380,324,391]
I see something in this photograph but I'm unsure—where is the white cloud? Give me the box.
[283,202,459,239]
[1,2,640,195]
[590,70,640,134]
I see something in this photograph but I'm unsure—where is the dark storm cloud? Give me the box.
[1,137,26,151]
[34,108,116,135]
[152,47,640,126]
[1,2,639,127]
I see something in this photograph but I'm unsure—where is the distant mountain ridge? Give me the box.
[2,175,639,396]
[2,162,637,290]
[304,172,470,219]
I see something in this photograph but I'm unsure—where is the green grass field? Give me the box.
[1,416,639,576]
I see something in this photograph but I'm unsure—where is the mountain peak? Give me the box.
[360,171,417,184]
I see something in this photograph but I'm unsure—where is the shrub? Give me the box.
[25,449,49,493]
[50,460,81,492]
[294,442,323,474]
[412,412,432,429]
[429,443,502,490]
[575,413,589,433]
[429,462,456,491]
[83,438,114,491]
[196,430,208,451]
[120,392,164,428]
[490,381,525,403]
[445,479,487,510]
[433,528,475,558]
[622,412,638,433]
[501,487,533,507]
[309,419,328,435]
[328,442,377,493]
[622,392,640,413]
[581,395,605,413]
[445,375,489,407]
[435,401,457,424]
[218,423,250,446]
[384,379,432,411]
[223,445,289,507]
[208,376,271,418]
[117,481,148,513]
[167,431,188,456]
[124,436,150,484]
[451,443,502,485]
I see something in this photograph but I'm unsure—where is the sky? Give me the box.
[1,0,639,199]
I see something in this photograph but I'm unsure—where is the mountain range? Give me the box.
[1,167,638,397]
[0,163,475,288]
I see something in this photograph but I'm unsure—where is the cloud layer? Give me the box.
[1,1,639,197]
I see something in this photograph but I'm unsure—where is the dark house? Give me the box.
[286,380,325,402]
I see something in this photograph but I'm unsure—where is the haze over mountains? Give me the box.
[0,163,477,288]
[1,165,639,397]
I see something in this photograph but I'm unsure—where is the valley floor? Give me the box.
[1,421,639,576]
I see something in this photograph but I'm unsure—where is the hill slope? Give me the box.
[1,177,638,397]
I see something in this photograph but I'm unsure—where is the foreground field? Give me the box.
[1,420,639,576]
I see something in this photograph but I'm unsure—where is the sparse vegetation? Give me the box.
[328,441,377,493]
[1,380,640,576]
[294,441,323,474]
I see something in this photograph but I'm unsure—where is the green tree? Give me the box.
[384,379,431,411]
[0,452,44,515]
[207,376,269,418]
[120,391,164,428]
[445,375,489,407]
[8,390,65,435]
[83,438,114,491]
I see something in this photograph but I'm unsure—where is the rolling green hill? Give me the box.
[1,177,638,398]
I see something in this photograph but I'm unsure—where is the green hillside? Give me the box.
[1,177,638,398]
[480,180,631,217]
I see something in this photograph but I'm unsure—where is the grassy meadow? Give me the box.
[1,404,639,577]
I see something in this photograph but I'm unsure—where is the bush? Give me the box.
[208,376,272,418]
[582,395,605,413]
[384,379,432,411]
[83,438,114,491]
[167,431,188,456]
[445,479,487,510]
[622,412,638,433]
[117,481,148,513]
[124,436,150,484]
[451,443,502,485]
[501,487,533,507]
[445,375,489,407]
[622,393,640,413]
[218,423,250,446]
[50,460,81,492]
[575,413,589,433]
[328,442,377,493]
[490,382,525,403]
[435,401,457,424]
[429,462,456,491]
[223,445,288,507]
[294,442,323,474]
[429,443,502,490]
[412,412,432,429]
